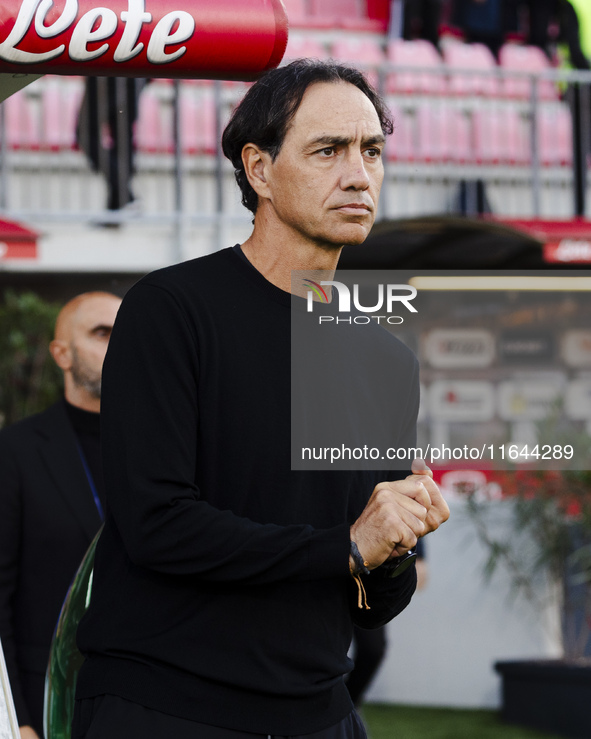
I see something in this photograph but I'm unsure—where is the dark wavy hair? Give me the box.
[221,59,393,215]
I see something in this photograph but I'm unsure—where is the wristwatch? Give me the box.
[380,547,418,578]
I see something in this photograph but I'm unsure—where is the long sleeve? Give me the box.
[75,248,422,735]
[100,281,350,584]
[349,562,417,629]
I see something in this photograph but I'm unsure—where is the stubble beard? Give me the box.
[70,345,102,400]
[312,216,374,253]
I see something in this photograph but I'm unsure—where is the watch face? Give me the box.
[44,528,102,739]
[387,550,418,578]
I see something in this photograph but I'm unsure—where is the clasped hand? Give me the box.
[350,458,449,570]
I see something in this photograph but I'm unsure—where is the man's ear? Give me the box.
[242,144,273,201]
[49,339,71,372]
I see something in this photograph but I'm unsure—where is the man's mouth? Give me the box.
[334,203,371,214]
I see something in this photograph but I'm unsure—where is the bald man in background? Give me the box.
[0,292,121,739]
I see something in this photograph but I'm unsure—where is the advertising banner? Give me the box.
[0,0,287,79]
[291,270,591,472]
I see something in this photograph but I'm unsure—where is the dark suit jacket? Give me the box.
[0,401,102,733]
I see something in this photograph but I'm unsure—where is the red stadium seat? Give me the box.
[330,37,385,88]
[135,85,171,154]
[136,83,217,156]
[3,91,39,150]
[499,43,559,101]
[472,108,529,165]
[386,105,415,162]
[307,0,385,30]
[309,0,361,24]
[282,0,308,27]
[179,89,216,156]
[387,39,446,95]
[283,34,328,62]
[41,77,84,151]
[415,105,472,163]
[538,105,572,166]
[444,107,472,164]
[443,40,499,97]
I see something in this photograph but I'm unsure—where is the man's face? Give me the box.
[261,81,385,250]
[69,296,120,399]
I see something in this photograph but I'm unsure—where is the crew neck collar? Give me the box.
[229,244,338,314]
[63,398,100,434]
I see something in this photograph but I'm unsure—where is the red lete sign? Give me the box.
[0,0,287,79]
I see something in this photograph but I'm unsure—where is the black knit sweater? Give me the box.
[76,246,419,735]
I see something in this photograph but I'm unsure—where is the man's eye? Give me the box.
[365,148,382,158]
[319,147,336,156]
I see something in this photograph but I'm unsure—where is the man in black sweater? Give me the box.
[73,60,449,739]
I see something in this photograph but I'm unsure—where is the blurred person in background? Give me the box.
[0,291,121,739]
[523,0,591,215]
[526,0,589,69]
[450,0,520,57]
[560,0,591,68]
[77,78,146,214]
[389,0,443,47]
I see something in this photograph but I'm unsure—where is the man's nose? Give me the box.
[340,150,371,190]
